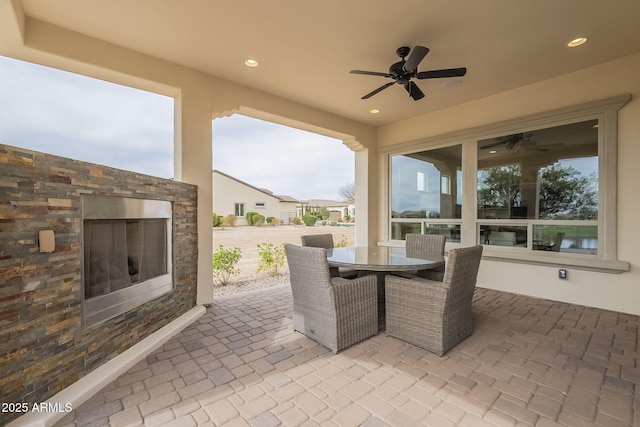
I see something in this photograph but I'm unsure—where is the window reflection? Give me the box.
[391,145,462,219]
[477,119,599,253]
[477,120,598,221]
[479,225,528,248]
[390,223,461,242]
[533,225,597,254]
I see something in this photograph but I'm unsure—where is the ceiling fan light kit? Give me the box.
[350,45,467,101]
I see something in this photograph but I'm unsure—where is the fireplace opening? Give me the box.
[82,196,173,326]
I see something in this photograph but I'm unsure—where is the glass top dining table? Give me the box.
[326,246,445,272]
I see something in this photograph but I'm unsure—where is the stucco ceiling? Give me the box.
[17,0,640,126]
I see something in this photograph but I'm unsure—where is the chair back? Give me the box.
[301,233,334,250]
[550,232,565,252]
[442,245,483,303]
[285,244,333,292]
[405,233,446,259]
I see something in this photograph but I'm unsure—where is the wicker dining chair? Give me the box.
[385,245,483,356]
[301,233,357,278]
[300,233,334,249]
[285,244,378,353]
[401,233,447,281]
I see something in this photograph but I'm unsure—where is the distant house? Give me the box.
[213,170,299,225]
[298,199,355,221]
[213,171,354,225]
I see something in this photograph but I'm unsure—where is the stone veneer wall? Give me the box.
[0,144,198,425]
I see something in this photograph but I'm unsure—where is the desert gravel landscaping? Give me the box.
[212,224,355,298]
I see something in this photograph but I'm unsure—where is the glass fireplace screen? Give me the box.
[82,196,173,326]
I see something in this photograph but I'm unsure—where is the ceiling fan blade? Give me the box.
[480,134,523,150]
[404,81,425,101]
[416,67,467,79]
[350,70,391,77]
[403,46,429,73]
[480,140,508,150]
[505,135,523,149]
[361,82,395,99]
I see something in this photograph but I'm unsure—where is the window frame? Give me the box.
[382,95,630,273]
[389,143,463,243]
[234,202,245,217]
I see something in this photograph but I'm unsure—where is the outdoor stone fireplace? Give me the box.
[0,144,198,425]
[82,195,174,326]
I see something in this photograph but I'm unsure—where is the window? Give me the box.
[234,203,245,217]
[390,144,462,242]
[255,202,266,209]
[477,120,598,254]
[384,96,630,272]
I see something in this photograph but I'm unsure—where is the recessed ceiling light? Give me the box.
[244,59,258,67]
[370,109,380,114]
[567,37,587,48]
[489,150,497,154]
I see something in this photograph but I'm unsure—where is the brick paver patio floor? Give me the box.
[56,285,639,427]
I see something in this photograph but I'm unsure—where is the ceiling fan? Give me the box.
[481,133,561,152]
[350,46,467,101]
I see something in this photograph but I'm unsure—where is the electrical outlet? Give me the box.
[558,269,568,280]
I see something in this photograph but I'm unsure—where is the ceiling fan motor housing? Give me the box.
[390,61,410,83]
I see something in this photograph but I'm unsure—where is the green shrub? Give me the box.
[252,214,265,226]
[246,211,258,225]
[266,216,274,224]
[212,245,242,286]
[318,206,330,220]
[291,217,303,226]
[302,213,318,227]
[212,212,221,227]
[256,243,286,276]
[335,235,348,247]
[223,214,237,227]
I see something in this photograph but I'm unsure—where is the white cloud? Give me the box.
[213,115,354,201]
[0,56,354,199]
[0,56,174,178]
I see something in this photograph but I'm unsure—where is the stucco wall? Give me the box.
[0,7,379,303]
[212,171,297,225]
[0,145,198,425]
[376,53,640,315]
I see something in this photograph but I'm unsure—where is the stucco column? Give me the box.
[355,148,378,246]
[175,89,214,305]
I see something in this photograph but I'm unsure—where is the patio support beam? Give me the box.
[355,149,376,246]
[175,88,214,305]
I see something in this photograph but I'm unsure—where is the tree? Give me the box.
[538,163,597,219]
[338,182,355,202]
[477,165,521,208]
[477,163,597,219]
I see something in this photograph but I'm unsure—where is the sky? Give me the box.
[0,56,354,201]
[212,115,353,200]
